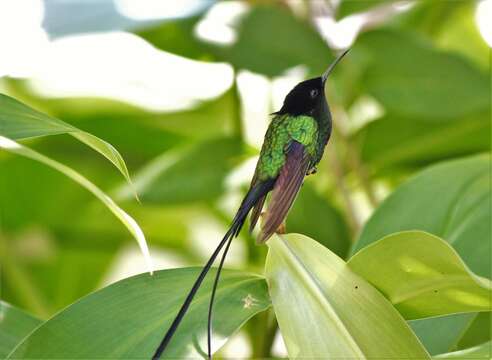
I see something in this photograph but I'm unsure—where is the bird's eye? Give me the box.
[310,89,318,98]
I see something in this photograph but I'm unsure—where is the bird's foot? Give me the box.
[276,222,286,234]
[307,166,317,175]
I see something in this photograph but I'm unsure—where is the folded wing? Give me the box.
[257,141,311,243]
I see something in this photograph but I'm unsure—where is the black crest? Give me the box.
[274,77,325,116]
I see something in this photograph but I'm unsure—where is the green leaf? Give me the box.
[121,137,246,204]
[434,341,491,359]
[336,0,395,20]
[224,6,332,77]
[265,233,430,359]
[0,136,153,274]
[455,312,491,350]
[0,94,134,191]
[352,154,490,278]
[287,184,351,258]
[38,89,238,142]
[0,302,42,358]
[409,313,478,355]
[348,231,491,319]
[354,112,490,173]
[357,30,489,118]
[137,16,212,60]
[352,155,491,355]
[396,1,489,70]
[9,269,270,358]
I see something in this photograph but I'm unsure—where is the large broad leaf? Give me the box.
[434,341,491,359]
[336,0,397,20]
[396,1,488,70]
[409,312,491,356]
[357,30,489,119]
[0,136,153,274]
[224,5,332,77]
[287,184,351,258]
[265,233,430,359]
[33,89,238,142]
[0,302,42,358]
[120,137,246,204]
[352,155,490,354]
[355,112,490,173]
[352,154,490,278]
[409,313,479,355]
[8,268,270,358]
[0,94,134,189]
[454,312,491,350]
[348,231,491,319]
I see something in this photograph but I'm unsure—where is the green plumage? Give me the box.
[256,114,318,181]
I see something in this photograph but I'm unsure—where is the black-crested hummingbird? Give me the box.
[153,49,349,359]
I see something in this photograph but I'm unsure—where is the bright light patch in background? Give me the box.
[0,0,48,77]
[271,66,307,110]
[28,32,234,112]
[236,70,271,148]
[188,215,245,267]
[315,14,365,49]
[115,0,211,20]
[195,1,249,45]
[476,0,492,47]
[315,1,414,49]
[102,245,186,286]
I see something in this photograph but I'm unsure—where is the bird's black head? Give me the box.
[274,49,350,117]
[275,77,325,116]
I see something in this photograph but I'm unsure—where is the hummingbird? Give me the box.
[152,49,350,359]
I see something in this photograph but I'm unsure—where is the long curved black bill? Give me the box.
[322,48,350,84]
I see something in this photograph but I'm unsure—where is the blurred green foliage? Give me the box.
[0,0,490,358]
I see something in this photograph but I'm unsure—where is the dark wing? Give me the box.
[257,141,311,243]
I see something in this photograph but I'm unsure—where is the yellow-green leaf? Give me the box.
[0,94,134,194]
[265,233,430,359]
[434,341,491,359]
[8,269,270,358]
[348,231,491,319]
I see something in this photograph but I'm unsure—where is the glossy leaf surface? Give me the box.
[0,302,42,358]
[9,269,270,358]
[265,233,429,359]
[349,231,491,319]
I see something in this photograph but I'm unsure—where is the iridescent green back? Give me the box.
[255,114,318,181]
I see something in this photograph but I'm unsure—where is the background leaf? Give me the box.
[336,0,396,20]
[223,6,332,77]
[265,233,429,359]
[409,313,479,356]
[434,341,491,359]
[348,231,491,319]
[9,269,270,359]
[356,30,489,119]
[0,94,134,189]
[126,137,246,204]
[352,154,490,278]
[0,302,42,358]
[352,155,491,355]
[354,112,490,174]
[0,136,152,274]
